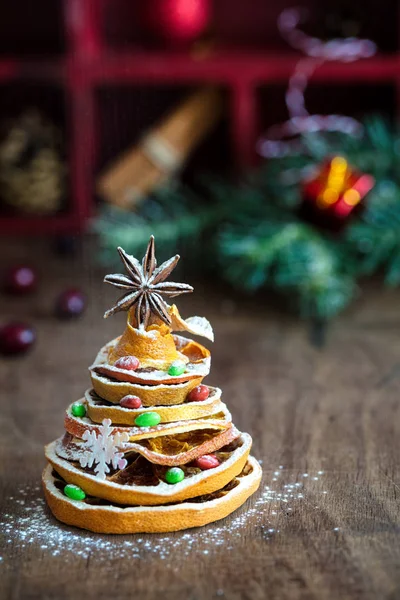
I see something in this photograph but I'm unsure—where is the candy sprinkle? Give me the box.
[134,412,161,428]
[120,395,142,409]
[64,484,86,501]
[114,356,139,371]
[187,385,210,402]
[165,467,185,484]
[194,454,220,470]
[71,403,86,418]
[168,361,186,377]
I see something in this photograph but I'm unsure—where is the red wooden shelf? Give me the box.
[0,59,65,83]
[0,53,398,86]
[0,214,84,235]
[0,0,399,236]
[88,52,400,84]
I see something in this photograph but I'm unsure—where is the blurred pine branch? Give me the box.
[93,116,400,320]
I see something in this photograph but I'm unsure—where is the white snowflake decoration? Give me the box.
[79,419,129,480]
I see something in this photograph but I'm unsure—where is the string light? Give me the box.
[257,8,377,158]
[304,156,375,219]
[343,189,361,206]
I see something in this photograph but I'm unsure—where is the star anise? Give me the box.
[103,236,193,329]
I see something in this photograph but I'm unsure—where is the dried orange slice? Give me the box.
[84,388,224,425]
[91,335,210,387]
[64,402,232,441]
[42,457,261,533]
[54,422,240,467]
[45,433,254,506]
[90,371,203,406]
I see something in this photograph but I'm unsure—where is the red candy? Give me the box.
[194,454,220,470]
[56,288,86,319]
[114,356,140,371]
[0,321,36,355]
[4,265,37,294]
[187,385,210,402]
[120,395,142,409]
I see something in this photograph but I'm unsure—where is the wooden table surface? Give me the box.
[1,239,400,600]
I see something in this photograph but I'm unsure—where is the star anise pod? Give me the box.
[104,236,193,329]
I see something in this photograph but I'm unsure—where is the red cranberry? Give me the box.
[56,288,86,319]
[194,454,220,470]
[187,384,210,402]
[120,395,142,409]
[114,356,140,371]
[0,322,36,355]
[4,265,37,294]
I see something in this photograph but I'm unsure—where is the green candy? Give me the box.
[71,403,86,418]
[64,484,86,501]
[134,412,161,428]
[165,467,185,485]
[168,361,186,377]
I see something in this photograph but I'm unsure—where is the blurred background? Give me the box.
[1,0,400,356]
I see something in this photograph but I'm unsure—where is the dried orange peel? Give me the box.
[169,304,214,341]
[107,306,213,370]
[108,317,186,370]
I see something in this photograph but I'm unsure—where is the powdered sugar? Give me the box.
[0,466,327,564]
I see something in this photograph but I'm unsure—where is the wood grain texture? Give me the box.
[1,238,399,600]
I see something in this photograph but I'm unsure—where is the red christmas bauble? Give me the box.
[4,265,37,294]
[142,0,211,47]
[56,288,86,319]
[0,321,36,355]
[300,156,375,231]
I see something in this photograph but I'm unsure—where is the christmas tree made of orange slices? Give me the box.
[43,237,261,533]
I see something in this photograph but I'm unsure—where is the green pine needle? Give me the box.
[93,186,221,268]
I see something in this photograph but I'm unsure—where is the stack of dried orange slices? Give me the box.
[43,237,261,534]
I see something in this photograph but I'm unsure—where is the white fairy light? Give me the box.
[258,7,377,158]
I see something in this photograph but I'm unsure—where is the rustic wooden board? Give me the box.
[1,239,399,600]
